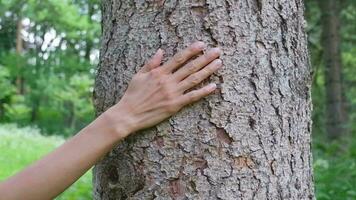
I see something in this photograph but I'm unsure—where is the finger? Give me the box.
[178,59,222,92]
[140,49,164,73]
[161,41,206,73]
[178,83,217,106]
[173,48,221,81]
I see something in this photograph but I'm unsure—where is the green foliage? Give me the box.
[0,52,95,134]
[3,95,32,122]
[0,124,92,199]
[0,0,355,199]
[0,65,16,99]
[343,49,356,129]
[305,1,356,199]
[306,0,356,135]
[0,0,100,136]
[313,134,356,200]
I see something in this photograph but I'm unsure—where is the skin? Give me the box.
[0,41,222,200]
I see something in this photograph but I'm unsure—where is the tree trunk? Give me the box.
[93,1,315,199]
[16,18,25,95]
[318,0,348,139]
[85,1,94,60]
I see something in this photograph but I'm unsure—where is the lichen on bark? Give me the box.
[93,0,315,199]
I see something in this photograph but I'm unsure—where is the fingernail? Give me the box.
[208,83,217,90]
[154,49,163,58]
[196,41,206,49]
[210,48,222,56]
[215,59,223,66]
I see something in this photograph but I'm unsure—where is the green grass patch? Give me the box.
[0,124,92,200]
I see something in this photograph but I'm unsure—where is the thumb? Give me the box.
[140,49,164,73]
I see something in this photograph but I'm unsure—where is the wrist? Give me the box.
[100,104,135,139]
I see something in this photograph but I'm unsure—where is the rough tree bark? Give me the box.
[318,0,348,139]
[93,0,315,199]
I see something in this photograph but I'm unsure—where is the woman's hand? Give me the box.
[106,41,223,137]
[0,42,222,200]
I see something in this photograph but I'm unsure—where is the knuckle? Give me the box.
[186,62,196,73]
[150,68,163,80]
[150,68,160,76]
[165,92,176,101]
[189,74,201,85]
[144,60,154,69]
[188,92,198,101]
[165,102,179,113]
[174,52,186,65]
[161,87,176,100]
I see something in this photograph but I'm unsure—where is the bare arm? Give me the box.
[0,41,222,200]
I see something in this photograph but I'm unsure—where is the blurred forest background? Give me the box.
[0,0,355,199]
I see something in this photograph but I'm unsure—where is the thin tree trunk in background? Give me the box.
[93,1,314,199]
[0,100,4,119]
[64,101,76,129]
[15,19,25,94]
[16,20,23,53]
[319,0,348,139]
[85,1,94,60]
[30,100,39,122]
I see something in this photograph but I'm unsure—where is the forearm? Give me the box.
[0,108,130,200]
[0,42,221,200]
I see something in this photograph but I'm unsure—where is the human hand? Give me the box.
[0,42,221,200]
[106,42,222,137]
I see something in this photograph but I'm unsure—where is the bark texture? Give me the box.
[319,0,348,139]
[93,0,315,199]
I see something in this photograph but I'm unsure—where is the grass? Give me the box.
[0,123,355,199]
[0,124,92,200]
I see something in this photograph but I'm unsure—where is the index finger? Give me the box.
[162,41,206,73]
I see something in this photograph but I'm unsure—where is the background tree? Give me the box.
[0,0,355,199]
[0,0,101,135]
[318,0,348,139]
[93,1,314,199]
